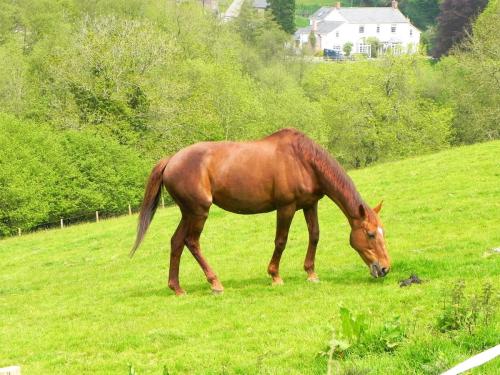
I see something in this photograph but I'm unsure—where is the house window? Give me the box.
[359,26,364,33]
[376,25,380,33]
[391,25,396,33]
[336,31,339,37]
[410,28,413,36]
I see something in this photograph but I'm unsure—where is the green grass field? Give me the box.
[1,142,499,374]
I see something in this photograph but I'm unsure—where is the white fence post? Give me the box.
[17,228,21,236]
[128,203,132,216]
[95,211,99,222]
[0,365,21,374]
[60,218,64,229]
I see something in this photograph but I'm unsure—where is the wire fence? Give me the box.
[3,196,169,239]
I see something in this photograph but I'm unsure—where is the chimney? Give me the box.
[336,2,340,9]
[392,1,398,9]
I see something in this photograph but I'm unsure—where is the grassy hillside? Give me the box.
[0,142,499,374]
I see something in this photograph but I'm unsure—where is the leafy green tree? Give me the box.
[308,30,317,50]
[399,0,440,30]
[439,0,500,143]
[302,56,452,167]
[365,37,382,58]
[269,0,296,34]
[343,42,353,57]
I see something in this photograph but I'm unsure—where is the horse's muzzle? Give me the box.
[370,263,389,278]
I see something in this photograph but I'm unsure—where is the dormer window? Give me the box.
[359,26,365,33]
[391,24,396,33]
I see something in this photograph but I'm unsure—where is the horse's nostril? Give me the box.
[381,267,388,276]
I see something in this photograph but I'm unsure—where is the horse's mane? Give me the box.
[275,129,367,218]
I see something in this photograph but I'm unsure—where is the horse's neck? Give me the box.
[313,157,363,224]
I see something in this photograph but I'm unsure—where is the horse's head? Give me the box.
[349,201,391,278]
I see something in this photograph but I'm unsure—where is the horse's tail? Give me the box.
[130,157,170,257]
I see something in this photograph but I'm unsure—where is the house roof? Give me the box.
[339,7,408,23]
[311,6,332,21]
[316,21,345,34]
[295,21,344,37]
[295,26,312,38]
[312,6,410,24]
[253,0,268,9]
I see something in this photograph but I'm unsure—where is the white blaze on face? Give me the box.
[377,226,384,237]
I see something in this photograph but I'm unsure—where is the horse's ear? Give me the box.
[373,200,383,214]
[359,204,366,219]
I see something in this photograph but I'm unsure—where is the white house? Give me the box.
[295,1,421,56]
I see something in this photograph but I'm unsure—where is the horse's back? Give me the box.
[163,130,319,213]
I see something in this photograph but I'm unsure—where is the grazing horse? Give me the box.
[131,129,390,295]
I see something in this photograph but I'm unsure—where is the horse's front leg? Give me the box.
[303,202,320,282]
[268,204,296,286]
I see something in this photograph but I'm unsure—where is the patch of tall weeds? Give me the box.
[437,281,497,334]
[320,307,406,374]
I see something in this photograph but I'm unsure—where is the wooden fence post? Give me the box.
[60,218,64,229]
[96,211,99,223]
[18,228,21,236]
[161,196,165,209]
[128,203,132,216]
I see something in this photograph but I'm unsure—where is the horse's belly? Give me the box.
[212,187,275,214]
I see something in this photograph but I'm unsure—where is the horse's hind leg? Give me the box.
[184,214,224,294]
[268,204,296,286]
[168,218,187,295]
[303,202,320,282]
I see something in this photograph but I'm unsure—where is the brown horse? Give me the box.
[131,129,390,295]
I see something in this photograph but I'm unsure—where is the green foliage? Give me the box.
[439,0,500,144]
[399,0,440,31]
[343,42,353,56]
[339,307,368,344]
[322,307,405,359]
[321,307,406,374]
[295,14,309,28]
[308,30,317,49]
[322,280,498,373]
[269,0,296,34]
[420,25,437,54]
[433,0,488,58]
[437,281,497,334]
[302,55,452,168]
[365,37,381,58]
[0,114,149,236]
[373,316,406,352]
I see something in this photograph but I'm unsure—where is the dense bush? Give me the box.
[438,0,500,144]
[0,114,149,236]
[302,55,452,167]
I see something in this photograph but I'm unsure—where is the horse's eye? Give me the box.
[367,231,376,239]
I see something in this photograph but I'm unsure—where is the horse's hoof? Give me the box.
[307,277,320,283]
[212,288,224,295]
[174,290,186,296]
[272,278,284,286]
